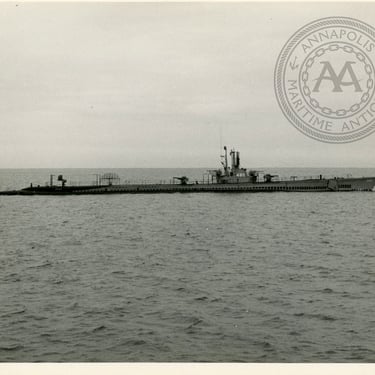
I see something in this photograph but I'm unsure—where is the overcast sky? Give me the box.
[1,2,375,168]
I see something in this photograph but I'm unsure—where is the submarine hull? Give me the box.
[3,177,374,195]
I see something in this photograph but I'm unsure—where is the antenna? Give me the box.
[224,146,228,174]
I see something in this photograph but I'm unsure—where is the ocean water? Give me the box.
[1,168,375,362]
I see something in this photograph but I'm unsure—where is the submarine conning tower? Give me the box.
[210,146,259,184]
[222,146,245,176]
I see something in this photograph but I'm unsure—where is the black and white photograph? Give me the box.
[1,1,375,370]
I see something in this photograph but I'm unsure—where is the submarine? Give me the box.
[1,146,375,195]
